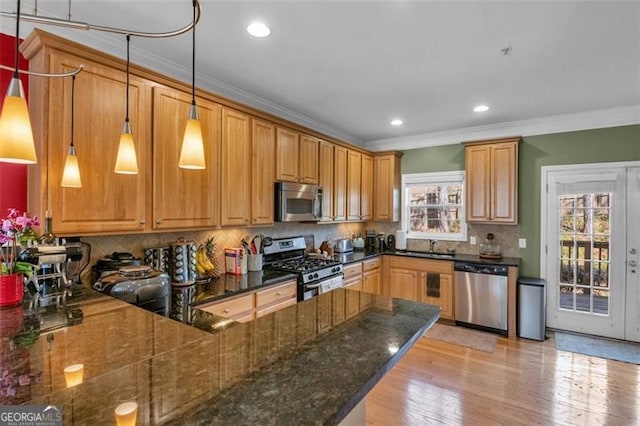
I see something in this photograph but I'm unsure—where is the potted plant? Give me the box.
[0,209,39,307]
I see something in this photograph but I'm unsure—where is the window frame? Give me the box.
[401,171,467,242]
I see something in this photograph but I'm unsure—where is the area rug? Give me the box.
[424,323,498,353]
[554,332,640,365]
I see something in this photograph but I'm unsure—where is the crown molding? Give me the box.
[365,105,640,152]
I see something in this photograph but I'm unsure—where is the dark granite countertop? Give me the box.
[188,270,298,306]
[333,249,382,264]
[332,249,520,267]
[0,287,439,425]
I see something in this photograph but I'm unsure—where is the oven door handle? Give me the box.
[304,283,323,289]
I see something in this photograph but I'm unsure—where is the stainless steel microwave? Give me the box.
[275,182,322,222]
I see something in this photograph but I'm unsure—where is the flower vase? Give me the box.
[0,274,24,307]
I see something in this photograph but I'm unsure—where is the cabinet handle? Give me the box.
[224,309,230,314]
[156,219,162,224]
[139,220,145,225]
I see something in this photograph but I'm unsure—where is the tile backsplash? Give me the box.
[81,222,366,282]
[371,222,520,258]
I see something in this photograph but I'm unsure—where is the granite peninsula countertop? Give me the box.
[0,287,439,425]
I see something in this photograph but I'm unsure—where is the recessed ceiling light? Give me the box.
[473,105,490,113]
[390,119,403,126]
[247,22,271,38]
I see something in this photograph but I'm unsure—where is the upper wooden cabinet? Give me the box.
[346,150,362,221]
[220,107,251,226]
[152,87,221,230]
[373,152,402,222]
[333,146,348,221]
[275,128,319,184]
[24,40,152,235]
[360,154,373,221]
[463,137,520,224]
[251,118,276,225]
[318,141,335,222]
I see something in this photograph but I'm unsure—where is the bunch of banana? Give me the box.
[195,245,216,276]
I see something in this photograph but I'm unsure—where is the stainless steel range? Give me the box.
[263,236,343,301]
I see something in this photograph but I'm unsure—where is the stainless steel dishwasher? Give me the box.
[454,261,508,335]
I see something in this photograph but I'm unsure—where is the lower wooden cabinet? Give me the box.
[385,256,455,321]
[255,281,297,317]
[198,293,254,322]
[344,276,363,319]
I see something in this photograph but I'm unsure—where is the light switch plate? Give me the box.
[519,238,527,248]
[470,236,477,245]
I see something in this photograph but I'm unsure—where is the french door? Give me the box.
[542,163,640,342]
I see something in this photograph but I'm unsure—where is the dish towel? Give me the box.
[427,273,440,298]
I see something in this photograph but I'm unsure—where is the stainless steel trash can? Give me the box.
[517,277,546,341]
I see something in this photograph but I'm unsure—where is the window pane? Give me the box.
[593,262,609,288]
[593,208,610,234]
[559,286,574,310]
[560,260,575,284]
[594,290,609,315]
[575,287,591,313]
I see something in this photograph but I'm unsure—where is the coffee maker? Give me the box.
[366,229,377,251]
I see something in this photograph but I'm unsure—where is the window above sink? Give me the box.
[401,171,467,242]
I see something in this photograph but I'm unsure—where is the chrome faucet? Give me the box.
[428,239,437,253]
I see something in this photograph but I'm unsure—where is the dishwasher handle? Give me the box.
[454,261,508,276]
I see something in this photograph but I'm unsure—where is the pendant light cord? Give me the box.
[191,0,196,105]
[14,0,21,79]
[125,34,130,122]
[70,75,75,147]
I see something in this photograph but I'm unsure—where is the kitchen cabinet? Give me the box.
[333,146,348,221]
[360,154,374,221]
[199,292,254,322]
[152,87,221,229]
[251,118,276,225]
[255,280,297,317]
[347,150,362,221]
[275,128,319,184]
[385,256,455,321]
[220,107,251,226]
[362,257,381,295]
[464,137,520,224]
[318,140,335,222]
[24,40,152,235]
[373,152,402,222]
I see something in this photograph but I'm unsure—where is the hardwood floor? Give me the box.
[366,331,640,425]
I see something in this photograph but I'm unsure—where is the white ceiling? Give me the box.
[2,0,639,150]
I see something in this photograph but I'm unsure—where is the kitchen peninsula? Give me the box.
[0,287,439,425]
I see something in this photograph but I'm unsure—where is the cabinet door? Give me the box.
[276,127,299,182]
[345,276,363,319]
[373,153,401,222]
[419,272,454,320]
[388,268,418,301]
[251,118,276,225]
[299,134,319,184]
[347,150,362,221]
[152,87,221,229]
[318,141,334,222]
[360,154,373,221]
[491,142,518,223]
[465,145,492,222]
[220,107,251,226]
[363,269,380,295]
[334,146,348,221]
[45,52,151,234]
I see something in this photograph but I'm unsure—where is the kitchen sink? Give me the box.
[393,251,455,259]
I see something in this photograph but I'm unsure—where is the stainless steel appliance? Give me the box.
[275,182,322,222]
[334,238,353,253]
[263,236,343,301]
[454,261,508,335]
[93,265,171,316]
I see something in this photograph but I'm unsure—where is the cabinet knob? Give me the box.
[224,309,230,314]
[276,292,282,296]
[139,220,146,225]
[156,219,162,224]
[245,218,249,223]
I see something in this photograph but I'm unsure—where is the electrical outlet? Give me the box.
[519,238,527,248]
[470,236,477,245]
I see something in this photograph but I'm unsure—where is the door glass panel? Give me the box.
[557,193,611,315]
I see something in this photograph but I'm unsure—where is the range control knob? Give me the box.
[307,274,314,282]
[313,273,319,279]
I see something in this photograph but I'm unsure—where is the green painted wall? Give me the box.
[401,124,640,276]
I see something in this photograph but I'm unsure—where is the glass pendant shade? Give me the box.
[114,120,138,174]
[178,104,205,169]
[61,145,81,187]
[0,78,37,164]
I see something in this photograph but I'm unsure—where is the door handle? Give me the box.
[629,260,638,267]
[630,248,637,255]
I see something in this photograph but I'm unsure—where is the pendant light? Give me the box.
[61,75,81,187]
[0,0,37,164]
[114,35,139,174]
[178,0,205,170]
